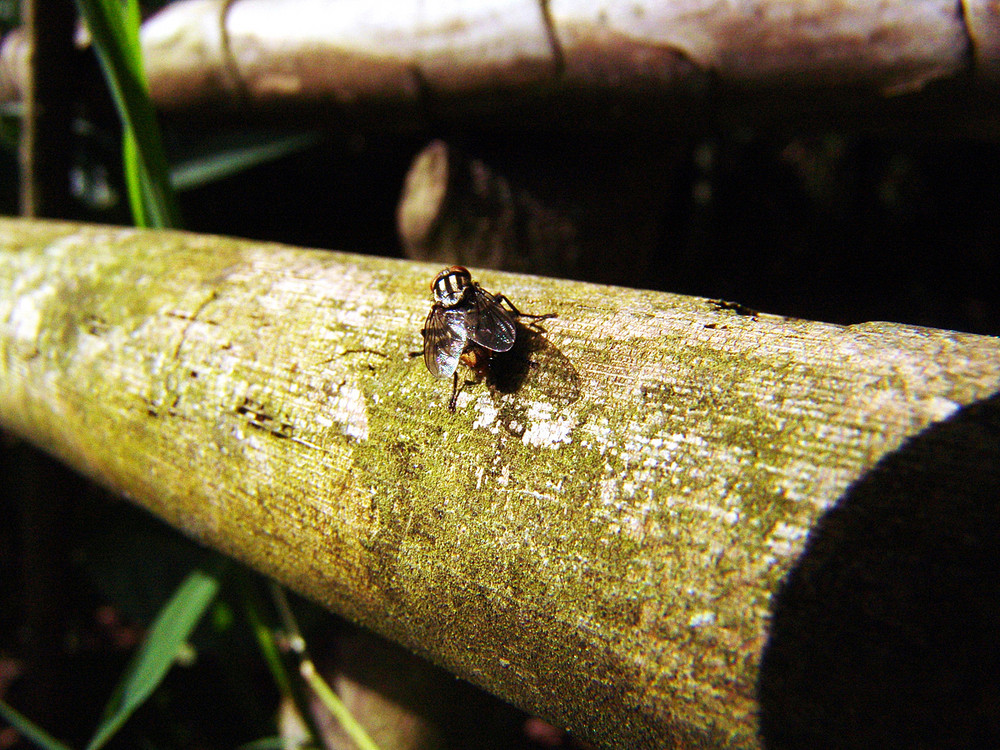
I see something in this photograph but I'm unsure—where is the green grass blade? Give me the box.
[242,582,293,700]
[84,568,222,750]
[269,584,381,750]
[75,0,181,228]
[241,576,326,748]
[122,129,147,226]
[0,699,75,750]
[300,663,382,750]
[120,0,143,70]
[170,131,323,192]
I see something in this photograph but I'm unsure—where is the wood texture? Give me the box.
[396,140,580,275]
[134,0,977,107]
[1,0,991,116]
[2,218,1000,747]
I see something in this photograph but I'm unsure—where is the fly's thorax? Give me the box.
[432,265,473,308]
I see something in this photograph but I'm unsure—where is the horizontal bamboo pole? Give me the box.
[0,0,993,114]
[2,218,999,747]
[133,0,992,104]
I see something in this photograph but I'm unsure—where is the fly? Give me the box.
[421,265,553,411]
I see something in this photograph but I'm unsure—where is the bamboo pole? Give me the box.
[2,217,999,747]
[1,0,994,114]
[132,0,981,107]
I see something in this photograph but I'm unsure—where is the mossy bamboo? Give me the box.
[2,218,999,747]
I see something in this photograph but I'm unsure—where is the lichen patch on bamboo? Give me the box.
[7,280,54,346]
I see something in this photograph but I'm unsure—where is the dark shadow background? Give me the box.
[759,391,1000,749]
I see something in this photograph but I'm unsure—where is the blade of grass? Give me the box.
[120,0,143,66]
[242,580,294,700]
[299,662,383,750]
[122,129,146,226]
[270,584,383,750]
[118,0,154,227]
[0,699,75,750]
[240,575,325,748]
[170,131,323,192]
[75,0,180,227]
[84,567,223,750]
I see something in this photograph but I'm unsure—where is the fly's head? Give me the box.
[431,265,473,308]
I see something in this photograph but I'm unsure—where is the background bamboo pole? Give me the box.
[2,0,997,120]
[2,217,999,747]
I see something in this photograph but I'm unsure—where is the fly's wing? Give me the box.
[423,306,468,378]
[467,288,517,352]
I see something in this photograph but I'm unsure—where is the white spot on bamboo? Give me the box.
[327,382,368,440]
[688,611,716,628]
[765,521,809,557]
[520,402,577,448]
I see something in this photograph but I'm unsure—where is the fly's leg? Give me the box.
[448,369,483,411]
[495,294,556,321]
[448,371,460,411]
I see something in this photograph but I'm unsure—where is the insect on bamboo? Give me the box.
[421,266,554,411]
